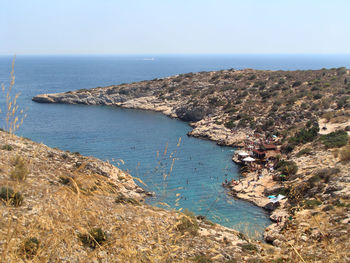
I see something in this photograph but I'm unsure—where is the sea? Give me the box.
[1,54,349,237]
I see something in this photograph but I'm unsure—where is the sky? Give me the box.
[1,0,350,55]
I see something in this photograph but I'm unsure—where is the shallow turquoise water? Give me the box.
[1,54,349,236]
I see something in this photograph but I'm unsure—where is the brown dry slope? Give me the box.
[0,131,270,263]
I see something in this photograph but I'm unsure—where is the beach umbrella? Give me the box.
[243,156,255,162]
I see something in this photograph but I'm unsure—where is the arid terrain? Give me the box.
[9,67,350,262]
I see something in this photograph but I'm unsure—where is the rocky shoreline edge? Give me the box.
[31,68,350,261]
[1,130,278,262]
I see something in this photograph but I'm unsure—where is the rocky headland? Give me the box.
[31,67,350,262]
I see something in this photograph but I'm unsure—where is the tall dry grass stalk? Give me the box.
[1,55,26,135]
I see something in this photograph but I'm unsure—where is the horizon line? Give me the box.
[1,52,350,57]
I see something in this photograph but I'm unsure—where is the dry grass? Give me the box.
[0,132,255,262]
[339,146,350,162]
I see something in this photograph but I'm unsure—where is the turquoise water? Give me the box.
[1,54,350,235]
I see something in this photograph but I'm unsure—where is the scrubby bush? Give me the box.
[292,81,302,87]
[337,96,349,109]
[303,199,322,209]
[248,74,256,80]
[289,124,319,145]
[176,209,199,235]
[313,93,322,100]
[0,187,23,206]
[314,167,339,183]
[336,67,347,75]
[239,243,258,252]
[79,228,107,248]
[296,148,312,157]
[115,193,139,205]
[224,120,235,129]
[321,130,348,148]
[22,237,40,259]
[59,176,71,185]
[275,160,298,175]
[10,155,29,181]
[282,143,295,154]
[1,144,13,151]
[340,146,350,162]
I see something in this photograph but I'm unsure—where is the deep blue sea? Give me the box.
[1,54,349,236]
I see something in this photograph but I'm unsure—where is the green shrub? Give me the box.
[292,81,302,87]
[336,67,347,75]
[289,125,319,145]
[275,160,298,175]
[59,176,71,185]
[313,93,322,100]
[282,143,295,154]
[1,144,13,151]
[224,120,235,129]
[307,175,321,187]
[176,209,199,235]
[296,148,312,157]
[79,228,107,249]
[303,199,322,209]
[0,187,23,206]
[22,237,40,259]
[10,156,29,181]
[321,130,348,148]
[337,96,349,108]
[248,74,256,80]
[314,167,339,183]
[239,243,258,252]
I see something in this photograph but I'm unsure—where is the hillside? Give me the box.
[32,67,350,262]
[0,130,274,263]
[33,67,350,146]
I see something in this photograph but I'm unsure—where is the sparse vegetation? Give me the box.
[303,199,322,209]
[193,255,213,263]
[1,144,13,151]
[296,147,312,157]
[275,160,298,175]
[321,130,348,148]
[288,123,319,145]
[115,193,139,205]
[176,209,199,235]
[21,237,40,259]
[339,146,350,162]
[78,228,107,249]
[0,186,23,206]
[10,155,29,181]
[239,243,258,252]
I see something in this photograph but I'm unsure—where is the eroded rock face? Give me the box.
[175,105,211,122]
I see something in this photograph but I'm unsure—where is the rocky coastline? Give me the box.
[1,130,276,262]
[31,68,350,261]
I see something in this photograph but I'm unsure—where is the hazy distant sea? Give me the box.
[0,54,349,235]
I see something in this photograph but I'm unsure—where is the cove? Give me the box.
[7,54,350,236]
[19,103,271,236]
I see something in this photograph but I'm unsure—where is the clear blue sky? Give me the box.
[1,0,350,55]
